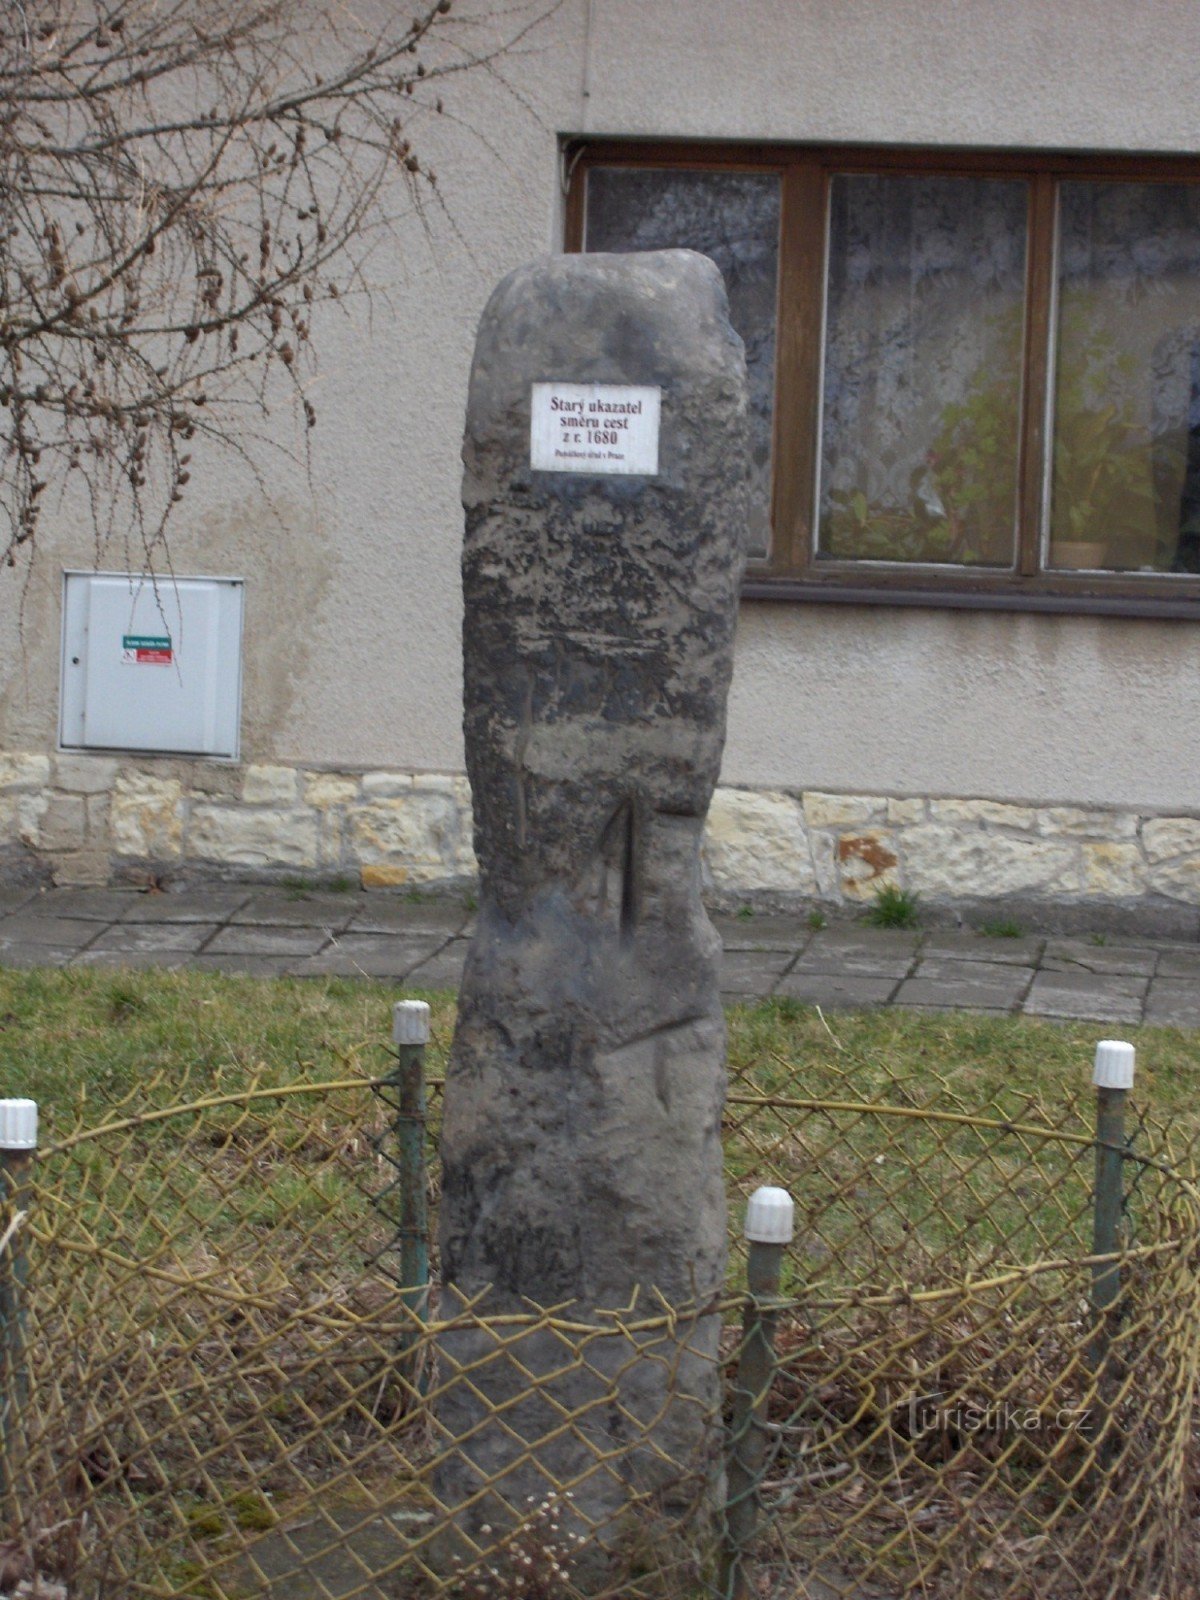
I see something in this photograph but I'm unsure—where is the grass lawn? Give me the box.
[0,963,1196,1150]
[3,968,1197,1600]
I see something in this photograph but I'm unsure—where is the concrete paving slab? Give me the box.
[897,959,1030,1011]
[73,949,191,970]
[203,925,333,957]
[228,890,359,929]
[0,945,93,969]
[1024,970,1148,1023]
[345,898,471,935]
[404,944,469,989]
[0,915,101,948]
[88,922,220,954]
[1155,948,1200,980]
[1144,980,1200,1027]
[791,947,914,978]
[295,933,446,980]
[718,949,794,994]
[774,971,898,1008]
[711,914,810,952]
[186,954,305,978]
[895,978,1022,1012]
[912,956,1033,988]
[18,887,142,921]
[119,887,253,923]
[1041,939,1159,977]
[921,931,1045,965]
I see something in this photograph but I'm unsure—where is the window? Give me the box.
[567,144,1200,615]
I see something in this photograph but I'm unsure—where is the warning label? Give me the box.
[121,634,173,666]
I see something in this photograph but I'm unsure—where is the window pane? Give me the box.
[583,167,781,559]
[1050,182,1200,574]
[818,174,1028,567]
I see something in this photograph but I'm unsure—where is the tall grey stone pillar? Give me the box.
[435,250,748,1574]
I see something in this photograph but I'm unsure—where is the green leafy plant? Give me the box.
[866,884,921,930]
[806,908,828,932]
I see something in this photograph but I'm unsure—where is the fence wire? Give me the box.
[0,1052,1196,1599]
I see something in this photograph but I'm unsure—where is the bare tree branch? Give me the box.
[0,0,544,572]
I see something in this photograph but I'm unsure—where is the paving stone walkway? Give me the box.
[0,884,1196,1026]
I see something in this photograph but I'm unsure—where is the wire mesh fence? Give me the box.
[0,1041,1197,1599]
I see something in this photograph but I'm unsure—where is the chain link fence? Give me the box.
[0,1037,1196,1598]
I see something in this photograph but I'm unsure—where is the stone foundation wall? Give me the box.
[3,754,1199,920]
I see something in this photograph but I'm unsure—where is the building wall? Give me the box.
[1,0,1199,916]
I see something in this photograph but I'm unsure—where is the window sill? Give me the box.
[740,576,1200,620]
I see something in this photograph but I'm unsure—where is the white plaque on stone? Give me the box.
[530,382,661,476]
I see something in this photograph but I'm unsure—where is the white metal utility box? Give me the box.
[59,572,244,758]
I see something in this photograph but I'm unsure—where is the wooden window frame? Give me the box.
[565,139,1200,619]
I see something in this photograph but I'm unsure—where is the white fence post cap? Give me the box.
[0,1099,37,1150]
[1093,1040,1135,1090]
[745,1185,795,1244]
[393,1000,431,1046]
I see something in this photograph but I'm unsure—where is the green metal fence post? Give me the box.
[0,1099,36,1517]
[391,1001,431,1327]
[1088,1039,1134,1464]
[720,1184,794,1600]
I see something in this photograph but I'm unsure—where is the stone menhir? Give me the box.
[433,251,748,1576]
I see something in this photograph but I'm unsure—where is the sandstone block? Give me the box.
[189,805,318,868]
[53,754,118,795]
[1142,817,1200,862]
[243,764,298,805]
[837,830,900,900]
[111,772,184,860]
[1038,805,1138,839]
[804,791,884,828]
[304,772,360,809]
[929,798,1037,830]
[902,825,1079,897]
[704,788,815,893]
[887,796,927,826]
[1147,855,1200,903]
[0,754,50,791]
[361,771,413,798]
[38,794,86,852]
[1082,842,1147,898]
[361,863,410,888]
[347,792,462,880]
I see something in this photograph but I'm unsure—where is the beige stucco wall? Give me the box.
[2,0,1199,885]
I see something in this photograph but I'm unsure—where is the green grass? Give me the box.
[865,883,921,929]
[979,917,1024,938]
[5,969,1199,1291]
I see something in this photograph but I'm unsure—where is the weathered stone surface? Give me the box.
[347,792,465,881]
[837,830,900,900]
[242,764,298,805]
[53,754,118,795]
[189,804,318,868]
[804,791,884,828]
[1082,841,1147,898]
[1038,805,1138,839]
[887,796,927,826]
[902,826,1079,897]
[37,794,86,852]
[437,251,747,1565]
[304,772,360,809]
[0,754,50,791]
[929,798,1037,831]
[110,772,183,859]
[704,788,815,894]
[1142,817,1200,862]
